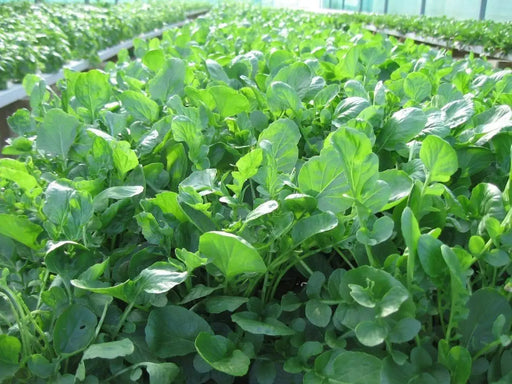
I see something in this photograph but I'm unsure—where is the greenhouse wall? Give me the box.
[487,0,512,22]
[387,0,421,15]
[315,0,512,21]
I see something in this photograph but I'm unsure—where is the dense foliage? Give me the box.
[1,5,512,384]
[0,0,210,89]
[330,12,512,56]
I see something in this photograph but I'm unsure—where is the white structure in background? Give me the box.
[261,0,322,10]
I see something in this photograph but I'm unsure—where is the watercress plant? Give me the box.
[0,4,511,384]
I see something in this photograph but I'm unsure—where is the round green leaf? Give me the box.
[143,362,180,384]
[253,360,277,384]
[420,135,458,183]
[27,354,56,379]
[53,304,97,355]
[283,193,317,213]
[195,332,250,377]
[82,338,134,360]
[355,320,388,346]
[199,231,266,279]
[388,318,421,343]
[292,212,338,246]
[404,72,432,102]
[314,350,382,384]
[0,335,21,381]
[145,305,212,358]
[305,299,332,328]
[232,312,295,336]
[209,85,250,118]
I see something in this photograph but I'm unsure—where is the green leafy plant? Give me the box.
[0,4,511,383]
[0,0,210,89]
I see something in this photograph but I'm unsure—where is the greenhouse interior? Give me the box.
[1,0,512,383]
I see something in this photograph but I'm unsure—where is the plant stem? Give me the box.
[112,300,136,339]
[437,291,446,332]
[261,272,270,302]
[365,244,376,267]
[334,246,356,269]
[94,299,111,339]
[36,269,50,310]
[0,290,31,357]
[473,339,502,361]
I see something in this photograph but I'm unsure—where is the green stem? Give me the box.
[437,291,446,332]
[268,248,323,301]
[445,283,459,344]
[36,269,50,310]
[297,257,314,277]
[492,267,498,288]
[365,244,376,267]
[105,365,136,382]
[94,300,111,340]
[473,339,502,361]
[0,290,31,357]
[112,300,136,339]
[334,247,356,269]
[261,272,270,302]
[249,179,257,203]
[407,247,415,290]
[269,265,291,302]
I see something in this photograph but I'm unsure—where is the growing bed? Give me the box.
[0,4,511,384]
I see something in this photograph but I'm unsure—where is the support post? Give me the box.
[479,0,487,20]
[420,0,426,15]
[341,0,346,10]
[359,0,363,12]
[329,0,332,9]
[383,0,389,14]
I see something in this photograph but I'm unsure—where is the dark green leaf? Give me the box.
[36,109,80,158]
[232,312,295,336]
[404,72,432,102]
[355,320,388,346]
[305,299,332,328]
[195,332,250,376]
[388,318,421,343]
[199,231,266,279]
[0,335,21,381]
[420,135,458,182]
[204,296,249,314]
[292,212,338,246]
[145,305,212,358]
[119,90,160,123]
[209,85,250,118]
[53,304,97,355]
[82,339,134,360]
[460,288,512,354]
[0,214,42,249]
[377,108,426,151]
[75,70,111,114]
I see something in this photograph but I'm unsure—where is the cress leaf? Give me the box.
[420,135,458,183]
[199,231,266,279]
[195,332,250,377]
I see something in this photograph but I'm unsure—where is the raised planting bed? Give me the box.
[0,1,211,92]
[0,8,209,109]
[0,5,511,384]
[308,7,512,61]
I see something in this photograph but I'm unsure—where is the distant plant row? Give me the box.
[0,1,210,90]
[329,11,512,56]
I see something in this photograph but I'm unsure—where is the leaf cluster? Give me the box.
[0,0,210,89]
[0,4,511,384]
